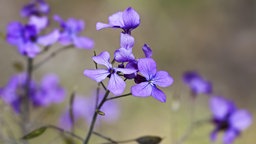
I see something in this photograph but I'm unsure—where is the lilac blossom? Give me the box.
[21,0,50,17]
[96,7,140,34]
[59,93,119,130]
[83,51,136,95]
[131,58,173,102]
[183,71,212,96]
[6,22,41,58]
[210,96,252,144]
[54,15,94,49]
[114,33,135,62]
[31,74,65,107]
[0,73,36,113]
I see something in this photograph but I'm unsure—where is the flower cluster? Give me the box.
[0,73,65,113]
[84,7,174,102]
[6,0,94,58]
[183,71,252,144]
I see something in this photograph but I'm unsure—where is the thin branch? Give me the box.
[174,119,211,144]
[34,45,73,70]
[100,82,107,91]
[83,90,110,144]
[93,132,118,144]
[69,92,76,133]
[106,93,131,101]
[46,125,84,142]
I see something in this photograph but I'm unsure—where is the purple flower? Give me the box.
[96,7,140,34]
[21,0,50,17]
[6,22,41,58]
[114,33,135,62]
[54,15,94,49]
[142,44,152,58]
[59,93,119,130]
[131,58,174,102]
[183,71,212,96]
[31,74,65,107]
[210,96,252,144]
[0,73,36,113]
[83,51,136,95]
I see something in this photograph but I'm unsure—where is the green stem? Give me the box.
[21,57,33,144]
[93,131,118,144]
[106,93,131,101]
[83,90,110,144]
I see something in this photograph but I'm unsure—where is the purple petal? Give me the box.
[96,22,112,30]
[153,71,174,87]
[120,33,134,49]
[92,51,112,68]
[65,18,84,33]
[131,82,152,97]
[38,29,60,46]
[83,69,109,83]
[107,73,125,95]
[53,15,64,23]
[73,36,94,49]
[183,71,212,95]
[142,44,152,58]
[58,33,73,46]
[6,22,23,46]
[29,16,48,31]
[21,42,41,58]
[114,48,135,62]
[38,0,50,14]
[210,128,219,142]
[32,74,65,106]
[108,11,124,27]
[59,112,73,130]
[209,96,236,120]
[115,67,137,74]
[223,129,238,144]
[151,86,166,102]
[122,7,140,30]
[137,58,157,80]
[230,110,252,131]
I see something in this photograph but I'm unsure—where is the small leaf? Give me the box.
[21,126,47,140]
[13,61,24,72]
[96,109,105,116]
[136,136,162,144]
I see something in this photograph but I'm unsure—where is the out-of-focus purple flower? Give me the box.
[210,96,252,144]
[54,15,94,49]
[142,44,152,58]
[21,0,50,17]
[59,93,119,130]
[84,51,136,95]
[32,74,65,107]
[96,7,140,34]
[114,33,135,62]
[183,71,212,96]
[6,22,41,58]
[0,73,36,113]
[131,58,173,102]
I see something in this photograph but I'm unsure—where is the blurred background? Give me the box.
[0,0,255,143]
